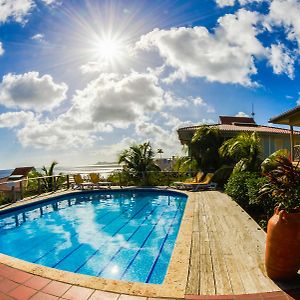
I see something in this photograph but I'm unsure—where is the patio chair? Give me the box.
[180,172,217,191]
[89,173,112,189]
[72,174,93,190]
[172,171,204,189]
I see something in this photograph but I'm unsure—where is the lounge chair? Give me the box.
[180,172,217,191]
[89,173,112,189]
[172,171,204,189]
[72,174,93,190]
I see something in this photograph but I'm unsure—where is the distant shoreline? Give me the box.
[0,163,122,179]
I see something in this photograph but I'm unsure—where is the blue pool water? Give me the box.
[0,190,187,284]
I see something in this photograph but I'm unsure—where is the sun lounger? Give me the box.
[89,173,112,189]
[72,174,93,190]
[173,171,204,189]
[180,173,217,191]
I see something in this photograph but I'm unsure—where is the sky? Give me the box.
[0,0,300,168]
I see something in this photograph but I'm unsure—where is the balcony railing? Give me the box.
[0,171,195,205]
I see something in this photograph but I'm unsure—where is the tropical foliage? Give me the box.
[260,156,300,212]
[260,149,289,174]
[118,142,160,185]
[27,161,65,194]
[189,125,222,171]
[171,156,198,173]
[219,132,262,173]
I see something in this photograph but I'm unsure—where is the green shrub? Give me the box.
[225,171,259,208]
[212,165,233,188]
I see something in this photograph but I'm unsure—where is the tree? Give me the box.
[219,132,262,173]
[189,125,222,171]
[118,142,160,185]
[40,161,59,191]
[157,148,163,159]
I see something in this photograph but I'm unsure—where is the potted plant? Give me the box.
[260,155,300,280]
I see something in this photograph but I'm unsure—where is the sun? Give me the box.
[96,37,123,62]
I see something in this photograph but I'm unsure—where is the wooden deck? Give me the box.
[185,191,300,296]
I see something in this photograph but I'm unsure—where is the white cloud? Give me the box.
[0,72,68,112]
[160,112,195,129]
[80,61,109,74]
[12,71,174,150]
[41,0,58,4]
[216,0,235,6]
[135,120,182,157]
[268,44,295,79]
[90,137,137,163]
[0,111,34,128]
[0,42,4,55]
[0,0,60,24]
[136,9,265,86]
[68,72,165,128]
[0,0,34,23]
[268,0,300,47]
[17,118,98,149]
[235,111,250,117]
[31,33,45,42]
[216,0,265,7]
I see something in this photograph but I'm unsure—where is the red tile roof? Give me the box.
[178,124,300,135]
[10,167,34,177]
[219,115,256,125]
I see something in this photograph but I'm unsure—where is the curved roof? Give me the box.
[269,106,300,126]
[178,123,300,135]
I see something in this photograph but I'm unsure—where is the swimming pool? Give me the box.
[0,189,187,284]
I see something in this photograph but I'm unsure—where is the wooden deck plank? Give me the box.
[186,232,200,295]
[185,190,291,296]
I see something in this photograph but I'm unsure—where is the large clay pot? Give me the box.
[265,207,300,280]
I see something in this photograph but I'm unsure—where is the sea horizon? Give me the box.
[0,162,122,179]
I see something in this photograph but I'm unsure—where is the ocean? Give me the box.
[0,163,122,179]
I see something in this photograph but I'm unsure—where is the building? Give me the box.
[0,166,34,193]
[177,115,300,159]
[269,105,300,161]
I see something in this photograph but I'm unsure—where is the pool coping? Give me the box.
[0,188,194,298]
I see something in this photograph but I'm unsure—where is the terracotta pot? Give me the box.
[265,207,300,280]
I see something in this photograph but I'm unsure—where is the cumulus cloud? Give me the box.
[41,0,58,4]
[235,111,250,117]
[268,44,295,79]
[160,112,195,129]
[135,120,182,157]
[216,0,265,7]
[80,61,109,74]
[0,0,60,24]
[268,0,300,47]
[0,72,68,112]
[31,33,45,42]
[12,71,180,150]
[17,118,98,149]
[0,0,34,23]
[0,111,35,128]
[67,72,165,128]
[0,42,4,55]
[136,9,265,86]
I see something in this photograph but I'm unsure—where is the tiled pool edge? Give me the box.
[0,188,194,298]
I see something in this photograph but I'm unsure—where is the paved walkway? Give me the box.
[0,190,300,300]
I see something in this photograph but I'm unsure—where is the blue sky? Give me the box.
[0,0,300,168]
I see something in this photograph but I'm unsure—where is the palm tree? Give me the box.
[219,132,262,173]
[41,161,58,191]
[157,148,163,159]
[118,142,159,185]
[189,125,222,171]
